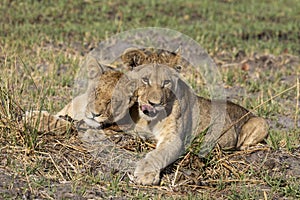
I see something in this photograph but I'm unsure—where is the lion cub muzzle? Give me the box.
[138,85,166,120]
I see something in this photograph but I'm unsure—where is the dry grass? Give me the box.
[1,50,299,199]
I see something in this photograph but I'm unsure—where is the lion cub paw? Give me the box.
[134,159,160,185]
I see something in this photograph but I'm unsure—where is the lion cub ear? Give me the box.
[84,55,111,79]
[174,65,182,73]
[121,48,147,70]
[160,46,182,73]
[173,46,183,73]
[174,46,182,55]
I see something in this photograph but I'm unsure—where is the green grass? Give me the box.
[1,0,299,55]
[1,0,300,199]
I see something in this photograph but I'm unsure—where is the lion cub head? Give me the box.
[130,64,180,121]
[121,47,184,72]
[84,70,136,127]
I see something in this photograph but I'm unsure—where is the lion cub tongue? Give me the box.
[141,104,156,113]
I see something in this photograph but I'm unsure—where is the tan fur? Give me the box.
[121,47,185,71]
[129,64,269,185]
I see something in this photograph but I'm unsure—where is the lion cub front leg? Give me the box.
[134,118,183,185]
[237,116,269,150]
[134,136,183,185]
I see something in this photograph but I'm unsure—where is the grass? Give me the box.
[1,0,300,199]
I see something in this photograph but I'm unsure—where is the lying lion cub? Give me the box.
[125,63,269,185]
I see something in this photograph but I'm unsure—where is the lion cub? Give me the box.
[126,64,269,185]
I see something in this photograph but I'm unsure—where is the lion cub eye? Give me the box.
[163,80,171,87]
[142,77,149,85]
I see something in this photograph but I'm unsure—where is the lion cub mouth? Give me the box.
[140,104,158,118]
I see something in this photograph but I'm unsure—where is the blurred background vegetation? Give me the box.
[1,0,299,56]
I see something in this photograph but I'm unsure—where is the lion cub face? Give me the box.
[131,64,179,121]
[84,71,122,126]
[84,70,137,128]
